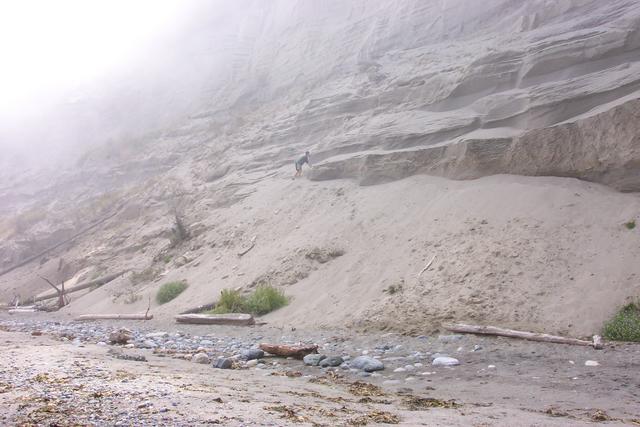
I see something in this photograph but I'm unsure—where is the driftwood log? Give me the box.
[179,301,218,315]
[445,323,604,349]
[8,308,37,314]
[32,271,126,303]
[174,313,255,326]
[75,314,153,321]
[0,205,123,278]
[39,275,69,308]
[259,343,318,359]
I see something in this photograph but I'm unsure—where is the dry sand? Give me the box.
[25,172,637,339]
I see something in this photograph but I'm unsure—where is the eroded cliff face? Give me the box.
[1,1,640,335]
[196,0,640,190]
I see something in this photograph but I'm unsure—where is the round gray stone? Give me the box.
[350,356,385,372]
[319,356,344,368]
[303,354,327,366]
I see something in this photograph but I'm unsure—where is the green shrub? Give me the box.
[246,285,288,315]
[207,286,288,315]
[211,288,248,314]
[603,302,640,342]
[624,220,636,230]
[156,281,188,304]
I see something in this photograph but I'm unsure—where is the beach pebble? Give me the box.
[350,356,385,372]
[585,360,599,366]
[240,349,264,360]
[214,357,233,369]
[192,353,210,364]
[438,335,463,343]
[319,356,344,367]
[303,354,326,366]
[432,357,460,366]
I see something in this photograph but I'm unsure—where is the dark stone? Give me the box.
[240,349,265,360]
[214,357,233,369]
[319,356,344,367]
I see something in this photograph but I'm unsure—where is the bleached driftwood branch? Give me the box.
[444,323,604,349]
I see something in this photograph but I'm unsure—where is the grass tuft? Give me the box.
[602,302,640,342]
[624,220,636,230]
[246,285,289,315]
[156,281,188,304]
[207,285,288,316]
[211,289,248,314]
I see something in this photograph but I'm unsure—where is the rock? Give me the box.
[585,360,600,366]
[109,328,133,345]
[438,335,464,343]
[97,341,107,346]
[108,348,147,362]
[246,359,258,367]
[192,353,210,364]
[214,357,233,369]
[303,354,327,366]
[241,349,265,361]
[430,353,449,360]
[472,345,483,352]
[145,332,168,339]
[432,357,460,366]
[350,356,385,372]
[319,356,343,367]
[404,365,416,371]
[383,380,401,385]
[137,401,153,409]
[141,340,158,349]
[200,339,214,347]
[393,367,406,373]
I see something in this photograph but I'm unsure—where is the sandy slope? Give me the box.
[52,171,640,338]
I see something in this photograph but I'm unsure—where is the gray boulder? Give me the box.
[350,356,384,372]
[319,356,344,367]
[214,357,233,369]
[432,356,460,366]
[303,354,326,366]
[192,353,210,364]
[240,349,265,361]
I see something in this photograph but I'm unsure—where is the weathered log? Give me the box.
[259,343,318,359]
[174,313,255,326]
[0,205,123,278]
[444,323,604,349]
[8,308,37,314]
[179,300,218,315]
[75,314,153,321]
[32,271,126,302]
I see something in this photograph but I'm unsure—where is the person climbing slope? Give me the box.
[294,151,311,178]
